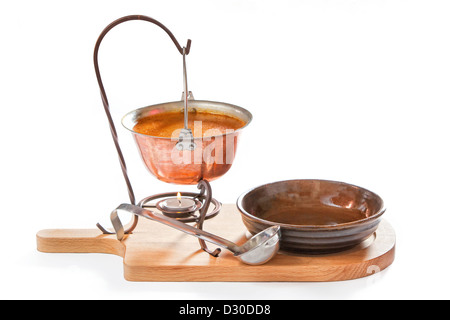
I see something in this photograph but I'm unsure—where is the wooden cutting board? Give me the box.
[36,204,395,282]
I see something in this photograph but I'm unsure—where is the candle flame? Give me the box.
[177,192,182,201]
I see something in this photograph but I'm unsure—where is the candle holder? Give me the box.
[98,179,222,257]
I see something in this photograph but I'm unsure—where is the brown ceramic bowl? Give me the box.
[236,179,386,254]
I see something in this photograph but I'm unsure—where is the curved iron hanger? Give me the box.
[93,15,191,235]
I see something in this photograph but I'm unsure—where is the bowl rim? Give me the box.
[121,99,253,140]
[236,179,386,230]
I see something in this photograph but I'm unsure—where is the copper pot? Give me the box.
[122,99,252,185]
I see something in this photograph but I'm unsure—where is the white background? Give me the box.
[1,0,449,300]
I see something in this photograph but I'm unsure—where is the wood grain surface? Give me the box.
[36,204,395,282]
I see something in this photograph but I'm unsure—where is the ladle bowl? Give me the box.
[122,99,252,185]
[237,179,386,254]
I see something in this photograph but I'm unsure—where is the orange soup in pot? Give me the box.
[133,111,246,138]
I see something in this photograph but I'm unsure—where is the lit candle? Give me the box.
[159,192,197,213]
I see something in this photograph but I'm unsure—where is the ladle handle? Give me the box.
[113,204,240,254]
[93,15,191,206]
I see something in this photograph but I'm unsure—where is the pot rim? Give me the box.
[121,99,253,140]
[236,179,386,230]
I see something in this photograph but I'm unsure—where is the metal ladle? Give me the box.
[111,203,281,265]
